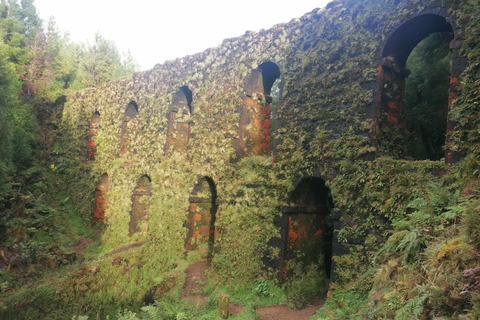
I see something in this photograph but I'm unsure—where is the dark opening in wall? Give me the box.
[269,77,281,151]
[129,175,152,234]
[185,177,217,261]
[282,177,334,285]
[164,87,193,153]
[179,86,193,114]
[259,62,281,96]
[120,101,139,157]
[377,11,464,162]
[405,32,451,160]
[236,61,281,158]
[87,111,100,160]
[93,174,108,222]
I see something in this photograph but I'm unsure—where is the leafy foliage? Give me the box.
[405,32,452,160]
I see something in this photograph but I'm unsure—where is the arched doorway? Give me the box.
[87,111,100,160]
[93,174,108,222]
[282,177,334,282]
[120,101,139,157]
[129,175,152,234]
[236,61,281,158]
[164,86,193,153]
[377,10,465,162]
[185,177,217,261]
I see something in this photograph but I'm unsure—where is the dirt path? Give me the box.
[103,242,145,257]
[182,260,209,295]
[71,238,94,261]
[256,297,326,320]
[181,260,209,297]
[181,261,245,315]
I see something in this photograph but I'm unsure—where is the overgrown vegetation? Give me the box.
[0,0,479,319]
[405,32,452,161]
[0,0,138,317]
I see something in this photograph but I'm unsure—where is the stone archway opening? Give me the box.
[120,101,139,157]
[129,175,152,234]
[282,177,334,286]
[93,174,108,222]
[377,11,465,162]
[236,61,281,158]
[404,32,451,160]
[87,111,100,160]
[179,85,193,114]
[185,177,217,262]
[164,86,193,153]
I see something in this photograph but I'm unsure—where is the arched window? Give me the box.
[185,177,217,261]
[282,177,334,286]
[93,174,108,222]
[87,111,100,160]
[236,62,281,158]
[129,175,152,234]
[164,86,193,153]
[119,101,139,157]
[377,10,465,162]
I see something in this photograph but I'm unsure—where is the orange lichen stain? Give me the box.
[378,65,391,81]
[387,115,398,124]
[193,213,202,222]
[93,194,106,221]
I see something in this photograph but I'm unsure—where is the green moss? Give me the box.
[2,0,480,318]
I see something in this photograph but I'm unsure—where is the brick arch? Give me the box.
[119,101,139,157]
[87,111,101,161]
[93,173,109,222]
[235,61,281,159]
[376,8,466,163]
[129,175,152,234]
[185,176,217,261]
[164,86,193,154]
[279,177,334,284]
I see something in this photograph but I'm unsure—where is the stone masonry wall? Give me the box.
[60,0,478,285]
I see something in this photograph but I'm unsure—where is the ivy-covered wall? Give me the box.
[57,0,479,311]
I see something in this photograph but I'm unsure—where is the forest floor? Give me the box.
[255,298,326,320]
[68,241,326,319]
[182,261,326,320]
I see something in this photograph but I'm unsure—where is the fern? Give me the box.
[395,294,428,319]
[440,205,464,223]
[396,229,426,264]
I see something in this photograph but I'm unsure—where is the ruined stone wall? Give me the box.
[60,0,478,286]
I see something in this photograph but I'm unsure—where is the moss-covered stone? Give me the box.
[2,0,479,318]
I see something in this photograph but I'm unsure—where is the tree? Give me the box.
[71,32,137,89]
[405,32,452,160]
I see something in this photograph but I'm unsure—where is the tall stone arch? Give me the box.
[87,111,100,161]
[129,175,152,234]
[185,176,218,261]
[376,8,466,162]
[235,61,281,159]
[164,86,193,154]
[93,174,109,222]
[119,101,139,158]
[278,177,334,285]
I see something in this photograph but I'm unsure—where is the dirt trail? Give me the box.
[71,238,94,261]
[182,260,209,296]
[103,242,145,257]
[181,261,245,316]
[181,261,325,319]
[256,297,326,320]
